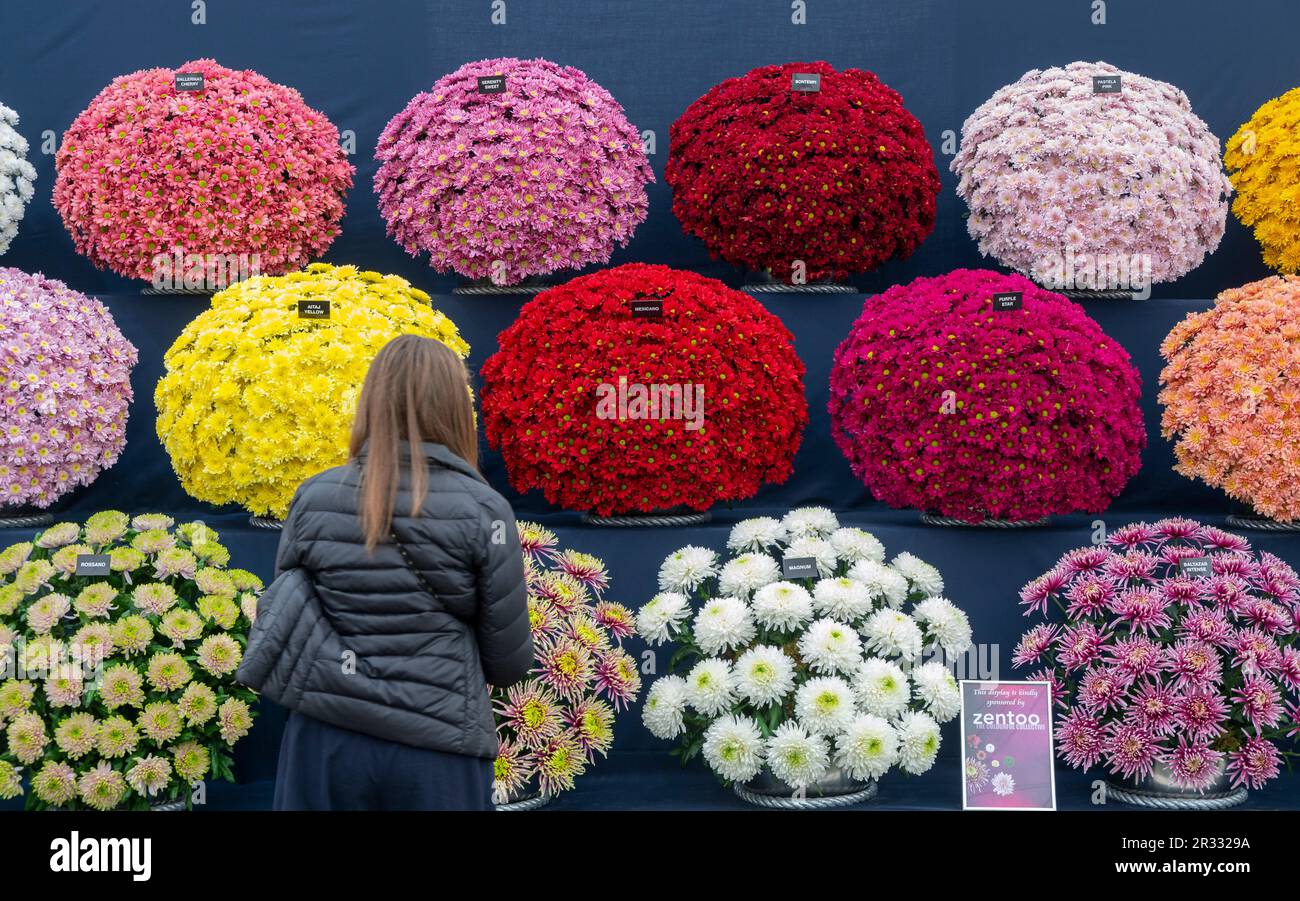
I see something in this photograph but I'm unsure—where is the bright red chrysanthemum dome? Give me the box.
[481,263,808,515]
[667,61,940,283]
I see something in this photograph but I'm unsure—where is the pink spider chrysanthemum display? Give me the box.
[0,268,137,509]
[491,522,639,800]
[1015,519,1300,793]
[374,57,653,286]
[53,59,353,281]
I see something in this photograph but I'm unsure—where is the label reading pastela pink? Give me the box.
[959,681,1056,810]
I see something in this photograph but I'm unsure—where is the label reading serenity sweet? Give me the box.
[992,291,1023,311]
[791,73,822,92]
[297,299,331,319]
[782,557,818,579]
[1092,75,1122,94]
[175,73,205,92]
[960,680,1056,810]
[75,554,112,577]
[1181,557,1213,578]
[628,298,664,319]
[477,75,506,94]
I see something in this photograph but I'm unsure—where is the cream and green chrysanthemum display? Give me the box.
[154,263,469,519]
[636,508,972,800]
[0,513,262,810]
[492,523,639,804]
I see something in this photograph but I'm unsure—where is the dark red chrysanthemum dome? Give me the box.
[828,269,1145,522]
[481,263,807,515]
[667,61,940,283]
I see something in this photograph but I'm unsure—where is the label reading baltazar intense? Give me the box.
[1180,557,1213,579]
[477,75,506,94]
[992,291,1023,311]
[791,73,822,92]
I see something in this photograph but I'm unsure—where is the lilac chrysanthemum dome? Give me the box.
[0,268,137,509]
[374,57,653,285]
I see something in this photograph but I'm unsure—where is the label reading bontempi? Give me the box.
[477,75,506,94]
[1092,75,1122,94]
[628,298,664,319]
[175,73,205,92]
[75,554,112,577]
[992,291,1023,311]
[1181,557,1213,579]
[297,299,331,319]
[791,72,822,92]
[782,557,818,579]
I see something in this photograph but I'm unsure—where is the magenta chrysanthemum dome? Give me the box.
[53,59,354,280]
[952,61,1230,288]
[374,57,653,285]
[0,268,137,508]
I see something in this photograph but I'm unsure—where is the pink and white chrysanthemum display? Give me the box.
[0,269,137,509]
[953,61,1230,288]
[375,57,653,285]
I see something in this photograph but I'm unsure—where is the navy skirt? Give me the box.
[273,711,494,811]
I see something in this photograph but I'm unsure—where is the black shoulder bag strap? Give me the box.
[389,527,474,626]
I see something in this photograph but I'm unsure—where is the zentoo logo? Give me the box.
[49,831,152,882]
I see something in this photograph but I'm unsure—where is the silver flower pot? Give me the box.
[493,777,556,812]
[734,766,878,810]
[1106,759,1246,810]
[150,799,187,812]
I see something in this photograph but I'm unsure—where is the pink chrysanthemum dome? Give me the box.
[53,59,354,280]
[0,268,137,508]
[374,57,653,285]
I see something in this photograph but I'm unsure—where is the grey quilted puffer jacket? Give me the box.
[265,441,532,758]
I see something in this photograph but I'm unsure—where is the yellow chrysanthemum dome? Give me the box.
[1225,87,1300,272]
[155,263,469,518]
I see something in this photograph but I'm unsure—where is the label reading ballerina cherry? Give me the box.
[1092,75,1122,94]
[628,298,664,319]
[991,291,1023,311]
[175,73,205,92]
[960,680,1056,810]
[477,75,506,94]
[791,73,822,92]
[781,557,818,579]
[297,299,331,319]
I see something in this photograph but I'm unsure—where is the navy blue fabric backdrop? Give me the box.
[0,0,1298,810]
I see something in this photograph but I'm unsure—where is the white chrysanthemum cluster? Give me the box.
[0,102,36,256]
[635,508,974,792]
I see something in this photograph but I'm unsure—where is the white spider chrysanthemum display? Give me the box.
[693,595,756,655]
[829,527,885,564]
[785,535,837,578]
[991,771,1015,797]
[861,608,924,661]
[794,676,856,735]
[702,714,766,783]
[641,675,689,739]
[634,511,973,800]
[797,618,862,674]
[847,559,910,607]
[636,592,690,644]
[835,713,899,781]
[852,657,912,718]
[896,710,942,775]
[733,644,796,706]
[718,553,781,598]
[911,660,961,722]
[657,545,719,592]
[0,102,36,256]
[685,658,735,715]
[812,576,872,620]
[781,506,839,540]
[751,581,814,631]
[913,596,974,657]
[765,721,831,789]
[890,551,944,597]
[727,517,786,553]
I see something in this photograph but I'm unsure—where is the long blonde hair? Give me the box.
[349,335,478,551]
